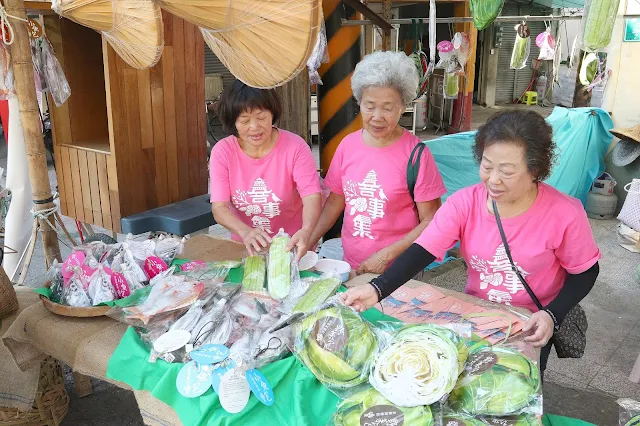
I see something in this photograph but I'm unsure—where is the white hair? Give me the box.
[351,51,419,106]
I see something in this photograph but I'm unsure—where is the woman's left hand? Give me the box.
[356,250,391,275]
[286,228,311,263]
[523,310,555,348]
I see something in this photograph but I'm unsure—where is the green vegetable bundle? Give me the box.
[510,24,531,70]
[445,72,459,99]
[267,229,292,300]
[470,0,504,30]
[581,0,620,52]
[295,304,377,394]
[448,346,541,416]
[242,255,266,292]
[293,273,341,313]
[369,324,467,407]
[332,388,433,426]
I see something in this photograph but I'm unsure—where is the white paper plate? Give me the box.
[298,251,318,271]
[153,330,191,353]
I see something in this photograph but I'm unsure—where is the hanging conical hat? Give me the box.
[51,0,164,70]
[155,0,321,88]
[611,124,640,167]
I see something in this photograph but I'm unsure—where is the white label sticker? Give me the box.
[153,330,191,354]
[218,371,250,414]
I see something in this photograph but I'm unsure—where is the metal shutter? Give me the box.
[204,46,235,89]
[495,1,552,104]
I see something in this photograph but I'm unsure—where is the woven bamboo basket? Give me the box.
[39,281,110,318]
[0,357,69,426]
[0,266,18,320]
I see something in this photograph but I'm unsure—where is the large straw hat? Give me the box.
[155,0,322,88]
[51,0,164,70]
[611,124,640,167]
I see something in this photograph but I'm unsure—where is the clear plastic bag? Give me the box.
[537,28,556,61]
[618,398,640,425]
[511,23,531,70]
[177,261,232,284]
[291,271,341,314]
[293,301,378,398]
[435,405,541,425]
[41,40,70,107]
[267,229,301,300]
[307,17,329,85]
[63,266,93,307]
[30,39,47,92]
[154,235,185,265]
[446,345,543,417]
[87,265,116,306]
[46,260,65,304]
[581,0,621,53]
[444,72,459,99]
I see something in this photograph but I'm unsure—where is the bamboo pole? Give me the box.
[4,0,62,267]
[381,0,391,51]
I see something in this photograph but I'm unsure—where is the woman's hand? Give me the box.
[341,284,380,313]
[523,310,555,348]
[286,228,311,262]
[355,249,391,275]
[239,227,272,256]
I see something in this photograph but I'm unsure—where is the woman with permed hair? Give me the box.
[341,109,601,377]
[306,51,446,275]
[209,80,322,258]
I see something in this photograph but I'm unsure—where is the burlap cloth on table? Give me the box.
[0,287,46,410]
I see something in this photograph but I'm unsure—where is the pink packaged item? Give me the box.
[111,272,131,299]
[61,251,86,284]
[144,256,168,279]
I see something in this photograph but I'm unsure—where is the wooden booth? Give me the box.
[40,11,208,233]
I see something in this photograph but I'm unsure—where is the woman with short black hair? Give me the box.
[210,80,322,257]
[342,110,601,375]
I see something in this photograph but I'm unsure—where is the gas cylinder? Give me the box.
[535,74,548,101]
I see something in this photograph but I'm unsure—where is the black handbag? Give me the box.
[492,200,587,358]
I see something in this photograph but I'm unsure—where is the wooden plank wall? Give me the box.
[105,12,208,221]
[275,71,311,144]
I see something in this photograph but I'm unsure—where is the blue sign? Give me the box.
[210,359,236,394]
[246,369,274,406]
[190,344,230,365]
[176,361,211,398]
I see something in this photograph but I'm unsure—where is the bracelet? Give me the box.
[369,281,383,302]
[543,309,560,331]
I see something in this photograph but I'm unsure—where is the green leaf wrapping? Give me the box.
[448,346,541,416]
[510,36,530,70]
[242,256,266,292]
[296,305,377,393]
[369,324,467,407]
[332,388,433,426]
[470,0,505,30]
[267,232,291,299]
[582,0,621,52]
[293,275,341,313]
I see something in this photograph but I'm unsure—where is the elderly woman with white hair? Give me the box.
[307,51,446,275]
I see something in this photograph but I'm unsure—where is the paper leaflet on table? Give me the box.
[375,286,420,315]
[394,296,460,323]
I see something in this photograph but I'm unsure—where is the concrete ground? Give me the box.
[1,102,638,425]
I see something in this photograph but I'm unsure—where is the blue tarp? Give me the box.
[424,107,614,206]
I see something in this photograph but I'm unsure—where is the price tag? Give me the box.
[153,330,191,354]
[245,369,274,406]
[111,272,131,298]
[190,344,229,365]
[210,359,236,394]
[179,260,206,272]
[62,251,86,283]
[176,361,211,398]
[27,19,42,39]
[218,370,250,414]
[144,256,168,279]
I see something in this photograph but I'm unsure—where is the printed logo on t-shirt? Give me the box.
[344,170,387,240]
[232,178,282,234]
[468,244,528,305]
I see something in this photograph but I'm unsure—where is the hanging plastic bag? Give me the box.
[618,398,640,425]
[30,38,47,92]
[453,32,471,69]
[581,0,621,53]
[307,17,329,85]
[444,72,459,99]
[537,27,556,61]
[40,40,70,107]
[511,23,531,70]
[470,0,505,30]
[435,40,454,70]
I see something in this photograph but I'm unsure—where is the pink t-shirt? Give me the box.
[415,183,601,313]
[324,129,446,269]
[209,129,321,240]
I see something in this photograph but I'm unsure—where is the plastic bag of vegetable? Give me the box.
[294,302,378,397]
[369,323,467,407]
[618,398,640,426]
[445,72,459,99]
[242,255,267,293]
[331,388,433,426]
[581,0,621,53]
[448,345,542,416]
[267,229,300,300]
[435,408,541,425]
[511,23,531,70]
[470,0,504,30]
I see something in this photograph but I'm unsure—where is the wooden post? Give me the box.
[275,71,310,144]
[381,0,392,51]
[4,0,62,265]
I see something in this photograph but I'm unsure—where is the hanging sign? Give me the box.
[624,18,640,42]
[27,19,42,39]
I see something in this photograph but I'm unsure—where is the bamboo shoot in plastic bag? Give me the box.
[242,255,266,293]
[511,23,531,70]
[267,229,299,300]
[445,72,459,99]
[581,0,621,53]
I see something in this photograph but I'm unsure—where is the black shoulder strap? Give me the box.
[492,199,544,311]
[407,142,426,200]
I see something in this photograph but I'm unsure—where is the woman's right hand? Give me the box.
[239,227,272,255]
[341,284,380,313]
